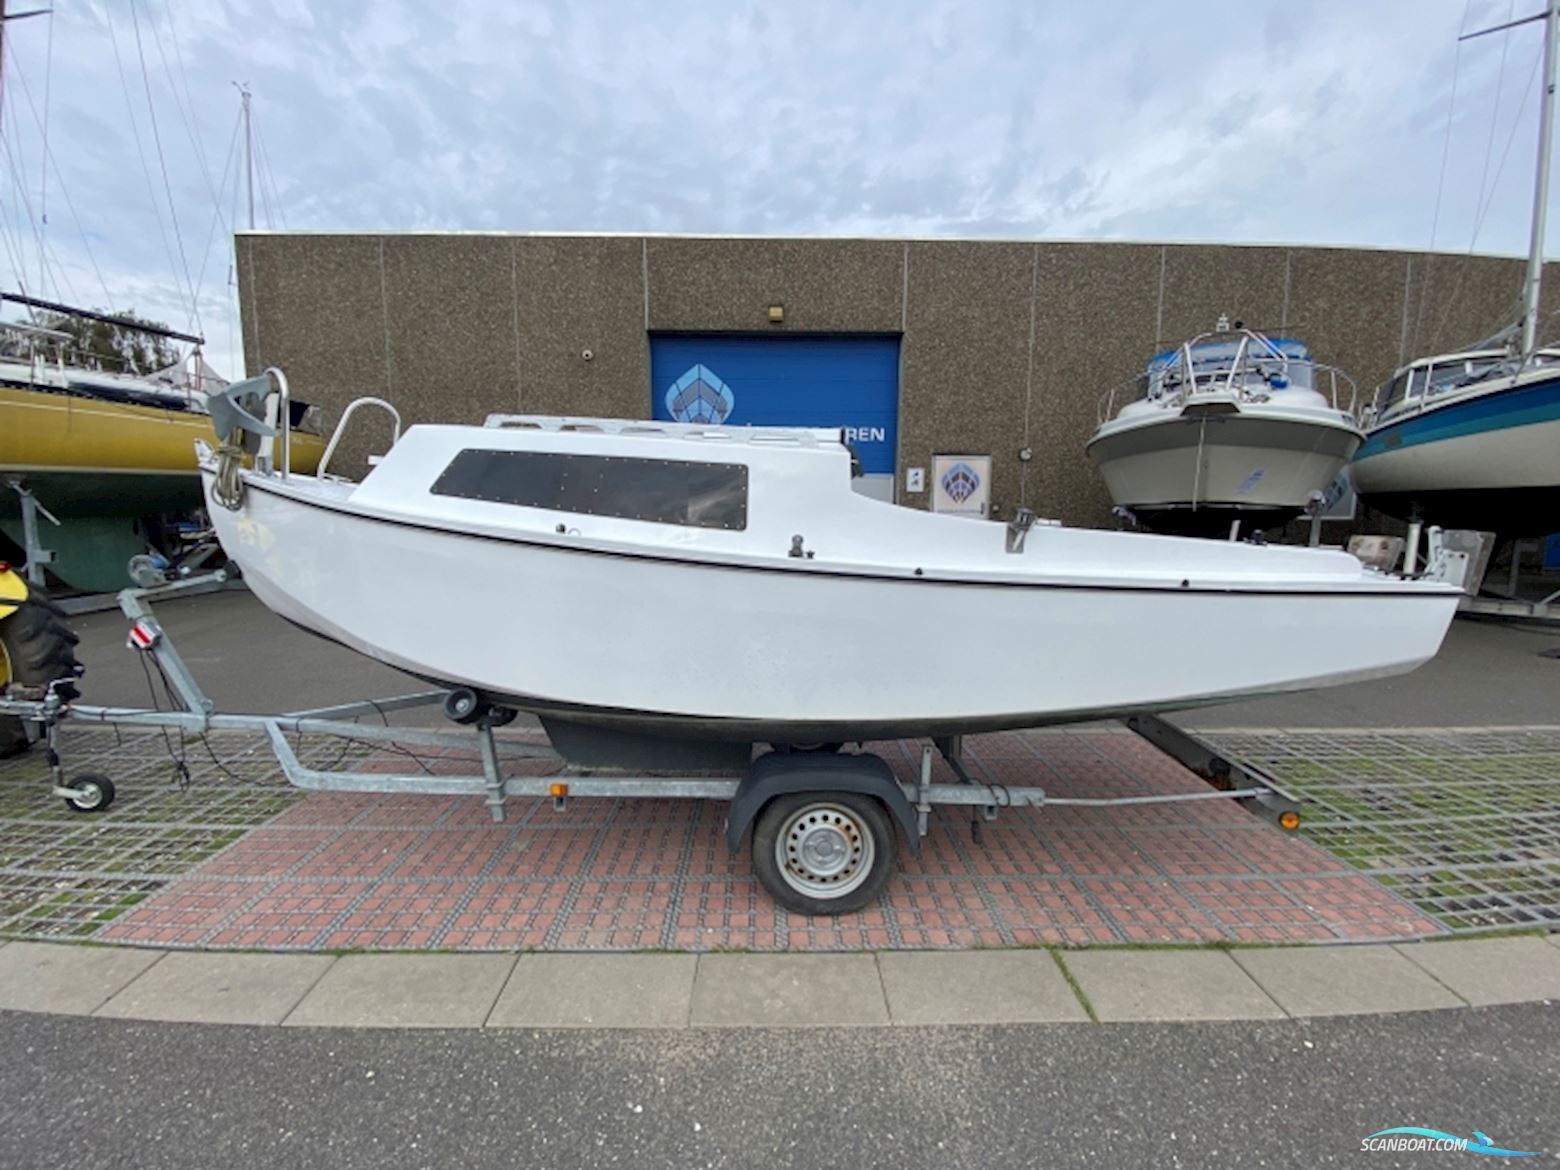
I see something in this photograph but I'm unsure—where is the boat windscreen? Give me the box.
[431,449,749,531]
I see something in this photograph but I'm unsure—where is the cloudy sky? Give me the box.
[0,0,1550,377]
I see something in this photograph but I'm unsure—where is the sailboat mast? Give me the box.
[240,84,254,231]
[1522,3,1560,359]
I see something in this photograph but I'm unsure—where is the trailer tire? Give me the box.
[752,791,896,915]
[1,586,83,758]
[63,772,115,813]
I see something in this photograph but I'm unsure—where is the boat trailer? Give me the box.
[1,573,1304,914]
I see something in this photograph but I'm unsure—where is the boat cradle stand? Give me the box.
[0,572,1304,915]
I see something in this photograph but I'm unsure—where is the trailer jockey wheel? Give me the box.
[63,772,115,814]
[752,792,896,915]
[442,687,487,725]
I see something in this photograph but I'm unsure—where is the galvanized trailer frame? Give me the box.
[0,572,1303,912]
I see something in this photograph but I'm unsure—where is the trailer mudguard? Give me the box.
[724,750,921,855]
[0,566,26,622]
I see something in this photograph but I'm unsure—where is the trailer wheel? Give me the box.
[752,792,896,915]
[1,585,83,758]
[64,772,115,813]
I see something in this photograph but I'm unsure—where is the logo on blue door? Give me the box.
[941,462,981,504]
[665,364,736,424]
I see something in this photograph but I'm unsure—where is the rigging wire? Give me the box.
[227,130,242,375]
[0,93,73,304]
[0,35,115,307]
[250,112,276,230]
[1471,0,1516,246]
[1411,0,1473,358]
[0,197,36,303]
[189,109,242,325]
[0,74,46,296]
[163,0,216,189]
[1426,39,1545,351]
[128,0,201,336]
[252,115,286,230]
[36,0,52,294]
[1469,40,1544,247]
[143,0,233,339]
[105,5,187,321]
[147,0,220,216]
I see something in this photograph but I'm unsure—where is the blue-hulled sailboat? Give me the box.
[1352,3,1560,538]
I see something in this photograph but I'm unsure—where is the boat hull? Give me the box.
[0,386,326,505]
[1352,378,1560,536]
[205,469,1458,743]
[1087,410,1362,536]
[0,385,326,591]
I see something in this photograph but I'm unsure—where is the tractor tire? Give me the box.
[0,586,84,758]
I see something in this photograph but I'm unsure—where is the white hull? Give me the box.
[201,417,1456,742]
[1351,358,1560,533]
[1087,406,1362,531]
[1352,412,1560,494]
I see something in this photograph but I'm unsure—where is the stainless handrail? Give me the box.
[1099,345,1359,425]
[318,396,402,479]
[264,366,292,479]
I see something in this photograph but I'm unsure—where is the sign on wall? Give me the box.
[932,454,991,517]
[649,334,901,500]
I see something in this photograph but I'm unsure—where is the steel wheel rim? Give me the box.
[774,802,874,899]
[73,782,102,809]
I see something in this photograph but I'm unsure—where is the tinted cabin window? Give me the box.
[430,449,748,531]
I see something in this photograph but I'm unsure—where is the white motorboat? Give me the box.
[1352,6,1560,540]
[198,377,1460,749]
[1087,322,1364,538]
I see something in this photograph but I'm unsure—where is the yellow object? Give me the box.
[0,566,25,688]
[1279,810,1302,832]
[0,565,25,622]
[0,385,326,478]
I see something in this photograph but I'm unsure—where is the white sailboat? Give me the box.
[197,379,1461,748]
[1352,3,1560,537]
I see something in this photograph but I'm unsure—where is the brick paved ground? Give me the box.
[60,726,1441,951]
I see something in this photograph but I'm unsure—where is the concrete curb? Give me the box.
[0,936,1554,1030]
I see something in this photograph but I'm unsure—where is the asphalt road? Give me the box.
[3,1004,1554,1169]
[64,587,1560,728]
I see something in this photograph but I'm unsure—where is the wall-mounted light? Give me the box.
[767,304,785,323]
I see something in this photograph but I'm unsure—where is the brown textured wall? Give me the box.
[899,241,1035,518]
[238,233,1550,526]
[514,237,647,419]
[646,238,904,334]
[1029,242,1162,522]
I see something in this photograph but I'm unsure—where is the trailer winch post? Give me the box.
[116,573,230,725]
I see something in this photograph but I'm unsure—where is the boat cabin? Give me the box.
[1370,346,1560,425]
